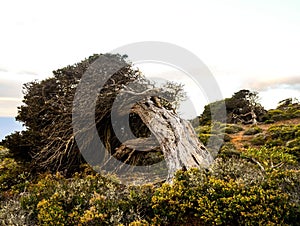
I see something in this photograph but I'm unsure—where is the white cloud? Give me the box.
[0,0,300,117]
[0,98,21,117]
[260,88,300,110]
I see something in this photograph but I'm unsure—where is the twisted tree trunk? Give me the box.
[130,97,213,180]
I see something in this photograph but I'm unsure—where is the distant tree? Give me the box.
[277,98,300,110]
[200,99,228,125]
[277,98,293,109]
[199,89,266,125]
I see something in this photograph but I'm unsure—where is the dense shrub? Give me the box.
[0,150,298,225]
[286,137,300,148]
[0,130,39,162]
[196,123,226,155]
[152,169,298,225]
[223,134,231,142]
[264,169,300,206]
[268,109,285,116]
[293,110,300,118]
[2,120,300,225]
[264,119,275,124]
[20,172,155,225]
[242,146,297,170]
[219,142,237,153]
[243,126,263,135]
[210,156,264,185]
[225,124,243,134]
[266,138,285,147]
[198,134,224,146]
[197,122,234,152]
[195,122,227,136]
[0,156,30,193]
[267,104,300,122]
[0,196,33,226]
[250,134,266,146]
[288,147,300,162]
[198,133,211,145]
[268,124,300,141]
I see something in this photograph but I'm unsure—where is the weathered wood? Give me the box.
[116,137,160,152]
[132,97,214,181]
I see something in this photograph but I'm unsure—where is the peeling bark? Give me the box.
[131,97,214,180]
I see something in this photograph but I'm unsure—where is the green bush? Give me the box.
[267,106,300,121]
[211,156,264,185]
[242,146,297,169]
[197,122,229,149]
[293,110,300,118]
[223,134,231,142]
[266,139,285,147]
[7,149,299,225]
[268,109,284,115]
[211,122,226,134]
[198,133,211,145]
[286,138,300,148]
[225,124,243,134]
[0,196,33,226]
[287,147,300,162]
[268,124,299,141]
[262,169,300,222]
[243,126,263,135]
[20,172,155,225]
[250,134,265,146]
[152,169,298,225]
[0,157,30,193]
[219,143,237,153]
[196,122,227,136]
[264,119,275,124]
[268,109,290,121]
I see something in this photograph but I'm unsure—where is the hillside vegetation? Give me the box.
[1,100,299,225]
[0,56,299,225]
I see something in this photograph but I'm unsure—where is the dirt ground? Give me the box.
[228,118,300,151]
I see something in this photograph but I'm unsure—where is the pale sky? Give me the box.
[0,0,300,121]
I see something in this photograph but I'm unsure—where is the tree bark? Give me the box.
[131,97,214,181]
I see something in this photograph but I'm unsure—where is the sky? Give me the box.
[0,0,300,138]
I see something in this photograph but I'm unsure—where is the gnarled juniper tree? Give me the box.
[1,54,213,180]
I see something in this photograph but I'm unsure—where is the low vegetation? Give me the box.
[1,56,300,225]
[1,112,300,225]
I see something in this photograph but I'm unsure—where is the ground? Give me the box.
[229,118,300,151]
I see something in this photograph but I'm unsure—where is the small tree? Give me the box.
[199,89,266,125]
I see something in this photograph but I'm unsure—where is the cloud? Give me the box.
[241,76,300,110]
[0,80,23,98]
[0,70,40,117]
[0,68,8,72]
[0,76,24,117]
[244,76,300,91]
[0,74,34,117]
[0,97,21,101]
[17,70,38,76]
[0,98,21,117]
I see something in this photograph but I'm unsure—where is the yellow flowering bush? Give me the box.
[2,129,297,226]
[21,171,155,225]
[242,146,297,170]
[37,197,66,226]
[0,156,30,193]
[152,168,298,225]
[17,156,299,226]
